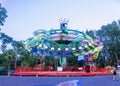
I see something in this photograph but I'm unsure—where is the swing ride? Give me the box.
[11,19,113,76]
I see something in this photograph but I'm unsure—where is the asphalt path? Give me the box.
[0,75,119,86]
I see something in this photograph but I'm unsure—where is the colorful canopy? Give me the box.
[24,21,103,61]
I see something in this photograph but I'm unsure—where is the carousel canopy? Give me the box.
[24,20,103,61]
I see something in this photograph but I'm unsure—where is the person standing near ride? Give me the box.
[113,68,119,81]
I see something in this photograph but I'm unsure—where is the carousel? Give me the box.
[11,19,112,76]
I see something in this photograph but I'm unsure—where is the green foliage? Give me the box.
[0,3,8,26]
[0,32,33,73]
[87,21,120,67]
[67,56,79,66]
[0,50,15,74]
[86,30,97,39]
[43,56,56,66]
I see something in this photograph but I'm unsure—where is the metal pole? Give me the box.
[39,56,42,71]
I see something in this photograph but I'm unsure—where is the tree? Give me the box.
[88,21,120,67]
[0,32,13,53]
[0,3,8,27]
[86,30,97,39]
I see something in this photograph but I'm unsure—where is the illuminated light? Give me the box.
[72,47,75,50]
[44,46,48,49]
[79,46,82,49]
[51,47,54,50]
[85,45,87,48]
[58,48,61,51]
[39,44,42,47]
[89,43,92,46]
[65,48,69,51]
[43,44,48,49]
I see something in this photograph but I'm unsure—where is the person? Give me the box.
[113,68,119,80]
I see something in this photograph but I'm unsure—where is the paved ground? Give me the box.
[0,75,119,86]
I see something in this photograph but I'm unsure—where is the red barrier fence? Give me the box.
[14,66,112,73]
[11,66,113,76]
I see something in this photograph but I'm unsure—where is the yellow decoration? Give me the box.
[91,51,99,60]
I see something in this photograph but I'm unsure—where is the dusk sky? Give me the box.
[0,0,120,41]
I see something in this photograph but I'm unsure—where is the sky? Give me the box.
[0,0,120,41]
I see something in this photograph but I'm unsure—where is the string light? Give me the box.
[58,48,61,51]
[65,48,69,51]
[72,47,75,50]
[51,47,54,50]
[39,44,42,47]
[44,46,48,49]
[79,46,82,49]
